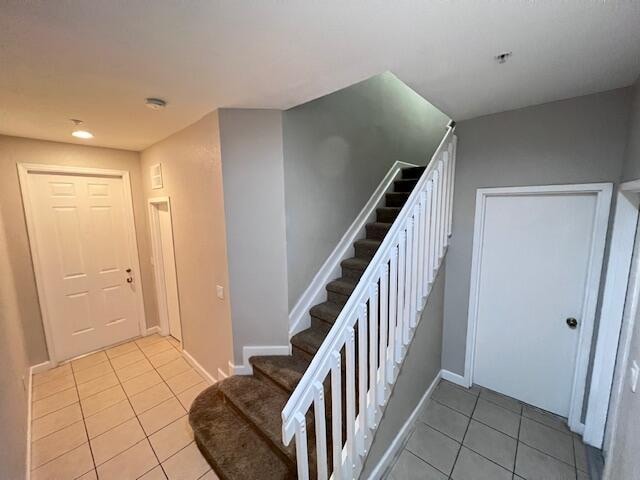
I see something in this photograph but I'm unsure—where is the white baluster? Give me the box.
[378,264,389,405]
[435,160,444,262]
[330,351,342,480]
[448,137,457,237]
[357,303,368,455]
[440,154,448,257]
[416,193,426,311]
[422,181,433,297]
[368,285,378,427]
[313,382,328,480]
[345,327,356,478]
[403,219,413,344]
[294,413,310,480]
[429,170,439,283]
[395,232,406,361]
[387,246,398,381]
[410,207,419,327]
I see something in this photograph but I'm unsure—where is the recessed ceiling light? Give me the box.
[145,98,167,110]
[72,130,94,139]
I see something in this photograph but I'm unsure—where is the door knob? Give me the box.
[566,317,578,329]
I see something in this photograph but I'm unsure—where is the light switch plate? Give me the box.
[631,360,639,393]
[216,285,224,299]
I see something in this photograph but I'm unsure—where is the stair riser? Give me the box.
[393,179,418,192]
[292,345,314,362]
[385,193,409,207]
[311,316,333,333]
[355,242,378,259]
[342,265,364,281]
[366,224,390,240]
[401,167,426,179]
[252,366,293,394]
[376,208,400,223]
[327,289,349,305]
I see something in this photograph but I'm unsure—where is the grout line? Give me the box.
[514,402,523,476]
[69,359,98,476]
[447,390,480,479]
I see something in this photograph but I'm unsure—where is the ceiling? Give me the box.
[1,1,639,151]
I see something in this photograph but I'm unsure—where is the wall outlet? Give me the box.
[216,285,224,299]
[631,360,639,393]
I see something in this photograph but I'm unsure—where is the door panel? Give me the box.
[473,192,596,416]
[28,172,140,361]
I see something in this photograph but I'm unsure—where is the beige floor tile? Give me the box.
[90,417,146,466]
[139,397,186,435]
[32,387,78,419]
[479,388,522,414]
[472,398,520,438]
[140,465,168,479]
[130,382,174,414]
[451,446,512,480]
[32,373,75,401]
[106,341,140,359]
[115,358,154,382]
[515,443,575,480]
[77,469,98,479]
[122,369,163,397]
[522,404,570,434]
[519,417,574,465]
[463,420,517,471]
[166,368,203,395]
[85,399,135,438]
[162,442,211,480]
[31,420,87,469]
[136,334,165,347]
[177,382,208,410]
[167,336,182,349]
[574,436,589,472]
[140,339,175,357]
[149,348,182,368]
[198,471,220,480]
[33,364,72,387]
[72,351,108,372]
[111,349,147,370]
[31,443,94,480]
[31,403,83,441]
[406,423,459,476]
[390,450,447,480]
[74,361,114,385]
[97,439,159,480]
[77,371,119,399]
[419,399,469,442]
[80,384,126,417]
[149,415,194,462]
[432,381,477,416]
[157,357,191,380]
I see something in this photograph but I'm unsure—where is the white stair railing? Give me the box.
[281,126,457,480]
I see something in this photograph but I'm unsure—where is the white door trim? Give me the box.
[463,182,613,433]
[148,196,183,340]
[17,162,147,366]
[588,180,640,452]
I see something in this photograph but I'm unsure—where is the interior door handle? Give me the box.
[566,317,578,329]
[126,268,133,283]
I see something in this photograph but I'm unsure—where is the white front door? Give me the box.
[472,190,603,416]
[26,171,141,361]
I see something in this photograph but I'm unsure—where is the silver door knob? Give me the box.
[566,318,578,329]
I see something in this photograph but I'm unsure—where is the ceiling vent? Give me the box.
[151,163,163,189]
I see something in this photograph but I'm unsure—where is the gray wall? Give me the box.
[0,210,30,480]
[361,263,446,478]
[606,78,640,480]
[442,87,632,375]
[219,109,290,361]
[283,72,450,312]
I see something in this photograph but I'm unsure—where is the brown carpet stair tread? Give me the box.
[250,355,309,393]
[291,326,328,357]
[189,385,294,480]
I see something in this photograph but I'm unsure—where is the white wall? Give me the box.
[442,87,632,375]
[219,109,290,361]
[283,72,450,312]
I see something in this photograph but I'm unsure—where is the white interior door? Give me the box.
[150,200,182,341]
[472,191,600,416]
[26,171,141,361]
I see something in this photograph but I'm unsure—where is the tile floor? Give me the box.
[388,380,592,480]
[29,334,218,480]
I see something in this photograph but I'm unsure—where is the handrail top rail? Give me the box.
[281,125,456,441]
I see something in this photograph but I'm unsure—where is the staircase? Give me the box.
[190,127,456,479]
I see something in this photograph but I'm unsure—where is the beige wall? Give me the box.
[140,112,235,377]
[0,210,30,480]
[0,134,157,365]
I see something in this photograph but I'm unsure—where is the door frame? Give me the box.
[588,180,640,453]
[147,196,183,341]
[463,182,613,433]
[17,163,147,366]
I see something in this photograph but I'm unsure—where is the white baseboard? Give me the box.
[145,325,161,335]
[30,361,52,375]
[288,160,417,337]
[232,345,292,376]
[181,349,217,385]
[441,369,468,388]
[219,365,230,380]
[365,370,443,479]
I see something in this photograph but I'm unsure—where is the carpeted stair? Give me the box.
[189,166,426,479]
